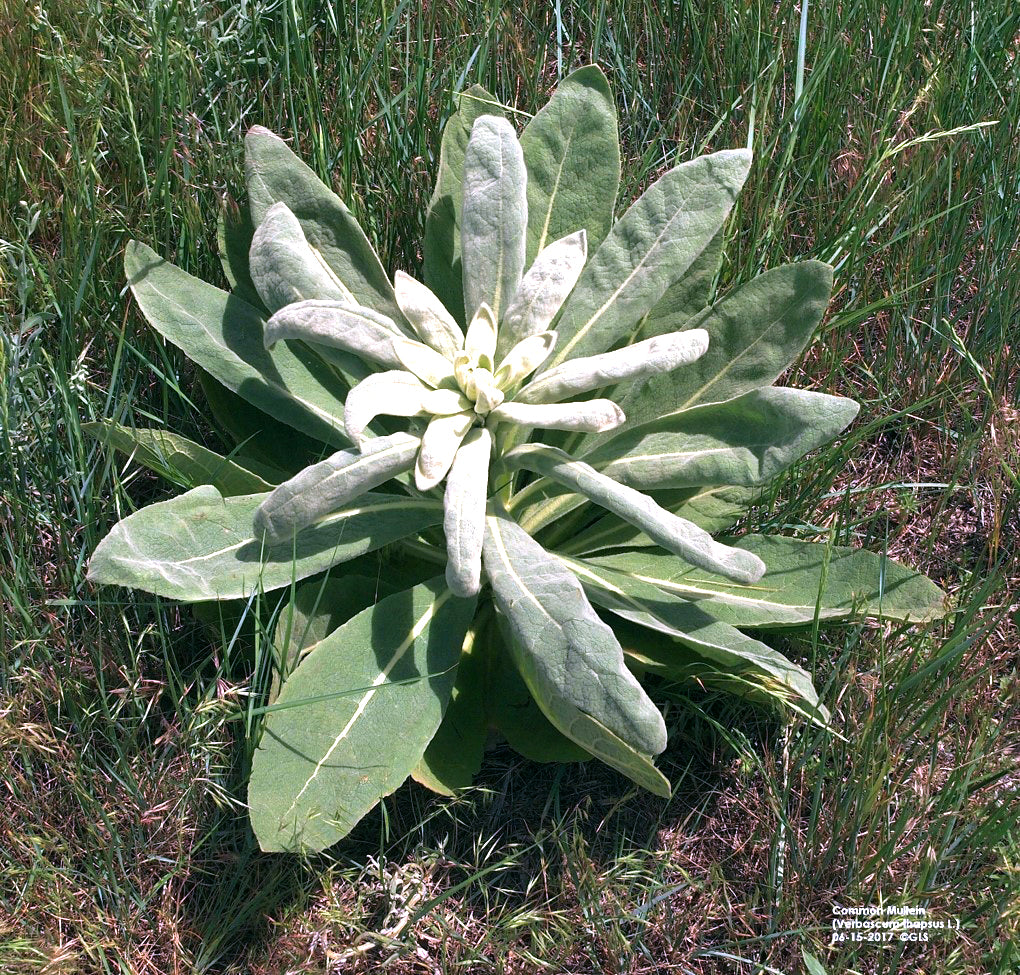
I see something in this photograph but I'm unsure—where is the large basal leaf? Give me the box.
[564,555,827,721]
[482,503,670,796]
[590,535,949,627]
[461,116,528,321]
[564,230,724,435]
[585,387,861,490]
[488,609,592,764]
[424,85,503,324]
[87,485,443,602]
[413,611,491,794]
[84,420,278,496]
[610,614,812,711]
[635,227,724,339]
[618,261,833,431]
[541,149,751,372]
[270,574,395,701]
[125,242,349,449]
[244,126,404,324]
[520,64,620,266]
[249,577,477,852]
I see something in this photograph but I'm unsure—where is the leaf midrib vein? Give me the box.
[553,176,699,367]
[281,589,452,823]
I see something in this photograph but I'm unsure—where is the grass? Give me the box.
[1,0,1017,971]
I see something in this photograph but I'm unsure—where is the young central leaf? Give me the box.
[461,115,528,322]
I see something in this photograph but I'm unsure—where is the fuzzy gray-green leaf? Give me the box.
[443,427,492,597]
[487,616,593,765]
[591,536,949,627]
[521,64,619,265]
[618,261,834,430]
[264,299,407,365]
[587,387,861,490]
[542,149,751,372]
[461,116,528,321]
[635,227,724,340]
[482,503,669,794]
[498,230,587,359]
[88,485,442,601]
[505,444,765,583]
[490,399,624,434]
[562,487,757,554]
[270,574,394,701]
[249,202,353,312]
[517,328,709,405]
[565,556,827,721]
[254,433,421,542]
[84,420,276,496]
[249,577,476,852]
[424,86,503,323]
[244,125,403,323]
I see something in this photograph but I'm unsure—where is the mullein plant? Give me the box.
[87,67,948,852]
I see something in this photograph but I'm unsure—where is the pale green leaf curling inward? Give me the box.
[244,125,405,324]
[505,444,766,584]
[461,116,528,321]
[490,399,625,433]
[464,301,499,365]
[394,269,464,359]
[517,328,709,405]
[416,412,475,490]
[249,202,354,312]
[444,427,493,597]
[254,433,422,542]
[391,334,459,388]
[498,230,587,358]
[343,372,469,444]
[494,330,557,390]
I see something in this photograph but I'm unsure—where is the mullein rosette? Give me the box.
[86,67,948,853]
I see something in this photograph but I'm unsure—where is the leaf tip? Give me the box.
[246,124,279,141]
[445,562,481,598]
